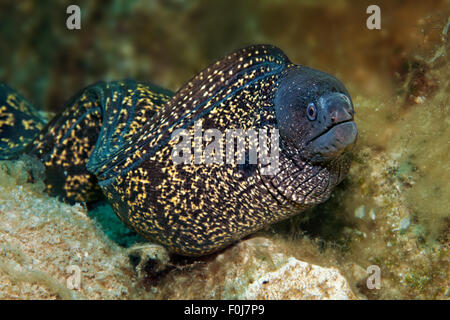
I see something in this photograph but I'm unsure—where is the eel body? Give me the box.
[0,45,357,256]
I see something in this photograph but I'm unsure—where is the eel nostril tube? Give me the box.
[330,111,338,123]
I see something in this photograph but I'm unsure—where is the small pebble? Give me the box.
[369,209,376,220]
[399,216,411,232]
[354,205,365,219]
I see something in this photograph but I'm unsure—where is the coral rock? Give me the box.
[154,237,357,300]
[243,257,357,300]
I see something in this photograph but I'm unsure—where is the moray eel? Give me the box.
[0,45,357,256]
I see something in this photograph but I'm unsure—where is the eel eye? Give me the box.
[306,103,317,121]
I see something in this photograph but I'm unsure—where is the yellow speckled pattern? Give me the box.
[85,45,304,255]
[0,84,46,159]
[0,45,352,256]
[26,80,173,203]
[89,45,349,255]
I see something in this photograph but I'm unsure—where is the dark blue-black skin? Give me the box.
[275,65,357,164]
[0,45,357,256]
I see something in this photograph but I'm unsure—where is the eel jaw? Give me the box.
[305,120,358,163]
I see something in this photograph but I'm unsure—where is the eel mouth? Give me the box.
[307,120,358,161]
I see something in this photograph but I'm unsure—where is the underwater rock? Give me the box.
[224,239,357,300]
[0,157,134,299]
[150,237,357,299]
[242,255,357,300]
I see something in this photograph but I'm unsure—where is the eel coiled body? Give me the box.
[0,45,357,256]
